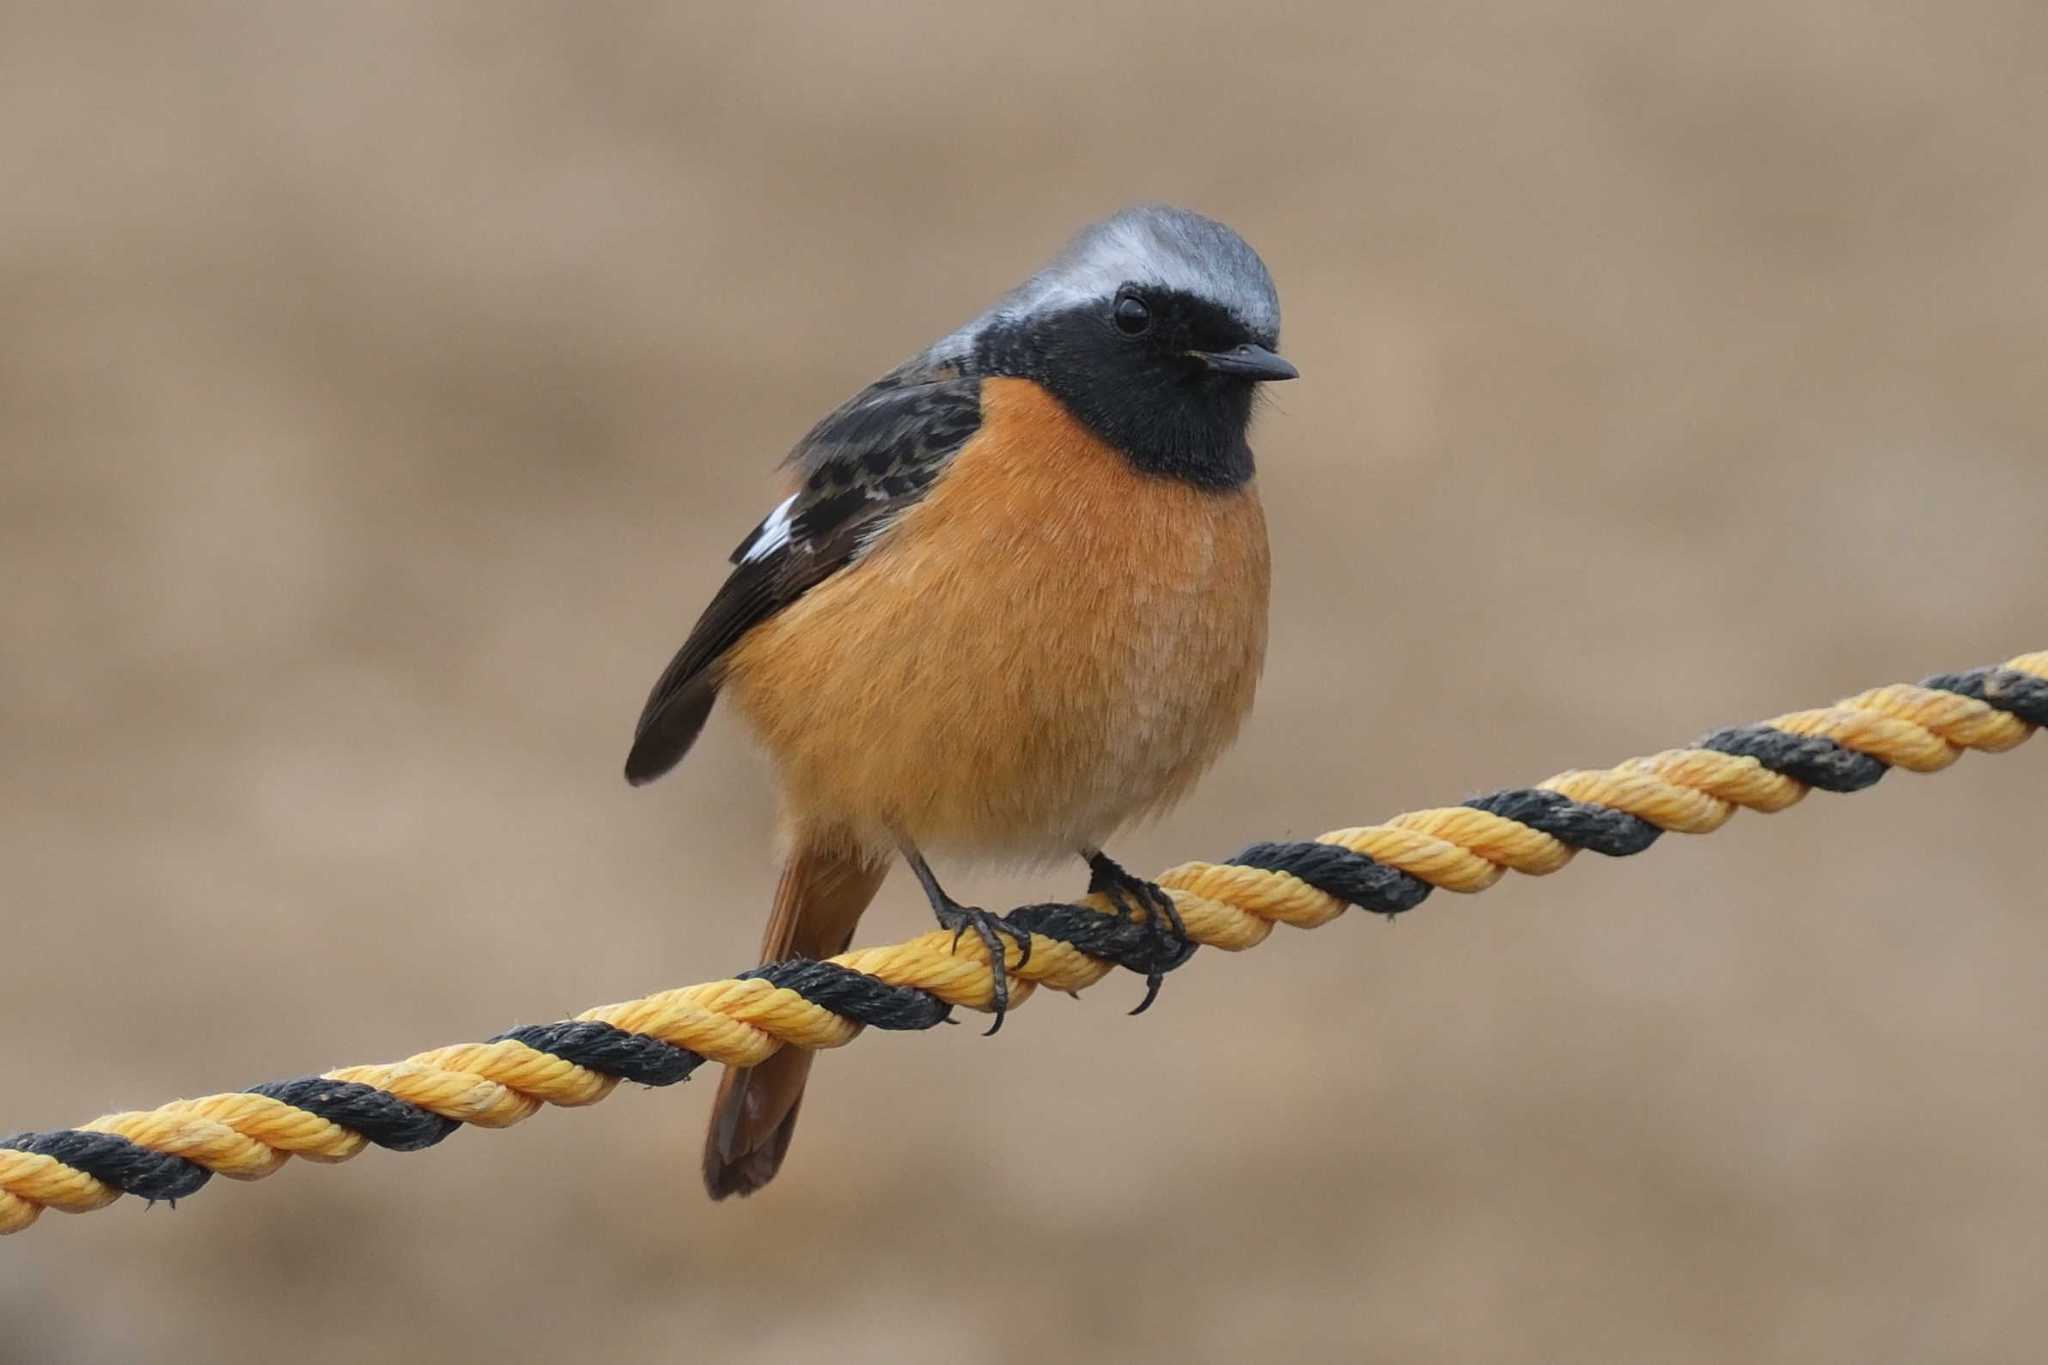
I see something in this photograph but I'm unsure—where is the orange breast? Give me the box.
[723,376,1270,861]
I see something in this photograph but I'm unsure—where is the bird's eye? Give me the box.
[1113,292,1152,336]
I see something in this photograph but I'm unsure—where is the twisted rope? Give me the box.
[4,652,2043,1235]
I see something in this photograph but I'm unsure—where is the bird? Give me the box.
[624,203,1296,1199]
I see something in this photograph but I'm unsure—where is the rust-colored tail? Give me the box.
[703,827,888,1199]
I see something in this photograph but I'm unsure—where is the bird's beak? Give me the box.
[1191,342,1299,382]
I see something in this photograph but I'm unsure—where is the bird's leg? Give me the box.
[1082,849,1191,1015]
[900,843,1032,1035]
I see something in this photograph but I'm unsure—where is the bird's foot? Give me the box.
[932,898,1033,1035]
[1086,852,1194,1015]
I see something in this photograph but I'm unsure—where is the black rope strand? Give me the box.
[1227,841,1433,918]
[0,1129,211,1205]
[1697,726,1888,791]
[741,959,955,1031]
[492,1021,702,1088]
[1464,788,1663,856]
[251,1078,463,1151]
[1924,666,2048,726]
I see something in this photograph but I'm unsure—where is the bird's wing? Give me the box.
[623,367,985,784]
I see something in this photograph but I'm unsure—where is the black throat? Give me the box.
[973,301,1262,491]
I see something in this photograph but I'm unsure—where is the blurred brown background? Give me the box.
[3,3,2044,1361]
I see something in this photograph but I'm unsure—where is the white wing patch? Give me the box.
[741,495,798,563]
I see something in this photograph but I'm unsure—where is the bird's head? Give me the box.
[944,205,1295,488]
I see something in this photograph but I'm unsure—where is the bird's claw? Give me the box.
[934,902,1032,1034]
[1086,853,1193,1014]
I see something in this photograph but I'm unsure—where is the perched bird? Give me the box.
[625,204,1295,1198]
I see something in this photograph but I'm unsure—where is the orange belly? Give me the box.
[723,376,1270,861]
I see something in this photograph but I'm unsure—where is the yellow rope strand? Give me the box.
[3,650,2041,1235]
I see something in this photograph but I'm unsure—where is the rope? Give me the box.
[4,652,2042,1235]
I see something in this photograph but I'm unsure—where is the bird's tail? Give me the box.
[702,825,889,1199]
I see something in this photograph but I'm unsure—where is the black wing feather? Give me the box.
[623,369,982,785]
